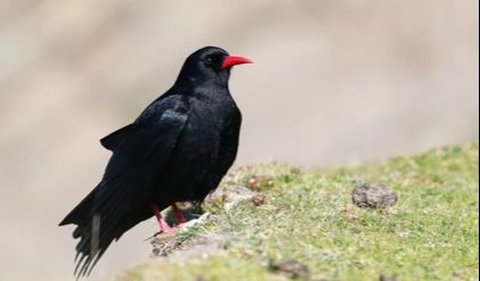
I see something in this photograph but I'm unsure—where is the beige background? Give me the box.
[0,1,478,280]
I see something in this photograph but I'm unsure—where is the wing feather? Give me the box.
[63,106,189,279]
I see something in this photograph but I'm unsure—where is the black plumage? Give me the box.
[59,46,252,277]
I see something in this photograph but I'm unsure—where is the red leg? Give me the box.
[171,203,187,225]
[151,204,176,233]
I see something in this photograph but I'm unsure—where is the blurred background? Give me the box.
[0,0,477,280]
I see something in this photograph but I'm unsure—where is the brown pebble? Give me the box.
[251,192,266,206]
[352,183,398,208]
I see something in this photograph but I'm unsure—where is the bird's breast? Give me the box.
[156,100,241,201]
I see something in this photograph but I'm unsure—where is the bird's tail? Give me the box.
[59,184,113,279]
[59,179,154,279]
[59,182,122,279]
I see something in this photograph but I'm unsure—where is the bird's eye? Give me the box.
[205,56,214,65]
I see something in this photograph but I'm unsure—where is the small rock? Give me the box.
[251,192,266,206]
[352,183,397,208]
[268,259,309,279]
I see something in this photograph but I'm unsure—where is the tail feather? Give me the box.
[71,214,115,279]
[61,177,154,279]
[72,196,122,278]
[60,157,164,279]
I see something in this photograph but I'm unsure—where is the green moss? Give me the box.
[114,144,479,281]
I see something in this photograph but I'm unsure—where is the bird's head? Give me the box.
[175,46,252,87]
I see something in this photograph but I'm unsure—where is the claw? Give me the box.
[150,203,189,237]
[151,204,177,233]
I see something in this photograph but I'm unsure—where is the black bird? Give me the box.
[59,46,252,277]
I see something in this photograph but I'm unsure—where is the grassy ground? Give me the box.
[114,144,478,281]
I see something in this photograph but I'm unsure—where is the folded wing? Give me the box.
[60,106,188,278]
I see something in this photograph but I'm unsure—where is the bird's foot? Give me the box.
[155,222,189,236]
[150,203,189,237]
[160,224,178,233]
[151,203,179,235]
[156,216,179,234]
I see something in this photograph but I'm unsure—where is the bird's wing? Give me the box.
[71,106,189,278]
[99,123,133,151]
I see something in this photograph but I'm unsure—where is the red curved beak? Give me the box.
[222,55,253,69]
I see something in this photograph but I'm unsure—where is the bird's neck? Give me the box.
[196,84,233,102]
[172,79,232,100]
[174,71,230,89]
